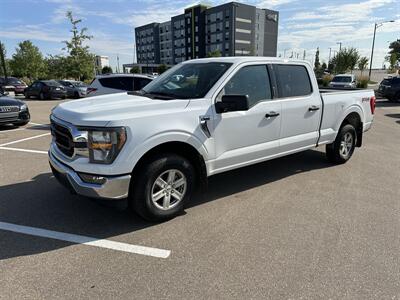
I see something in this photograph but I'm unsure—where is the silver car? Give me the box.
[58,80,88,98]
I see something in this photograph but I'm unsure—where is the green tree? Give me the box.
[207,50,222,57]
[321,62,327,71]
[63,11,95,80]
[314,47,321,70]
[101,66,113,74]
[331,47,360,74]
[130,66,140,74]
[386,53,398,70]
[358,57,369,76]
[0,41,9,78]
[158,64,168,74]
[45,55,68,79]
[9,40,46,82]
[388,39,400,59]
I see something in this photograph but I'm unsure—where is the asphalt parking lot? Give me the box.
[1,97,400,299]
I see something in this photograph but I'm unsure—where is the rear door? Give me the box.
[271,63,321,152]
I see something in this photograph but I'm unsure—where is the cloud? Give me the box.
[257,0,298,9]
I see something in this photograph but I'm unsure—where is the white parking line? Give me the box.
[0,132,51,147]
[0,146,48,154]
[0,221,171,259]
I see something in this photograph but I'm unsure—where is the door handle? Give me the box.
[309,105,320,112]
[265,111,280,118]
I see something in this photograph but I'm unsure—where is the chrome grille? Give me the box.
[0,106,19,113]
[51,120,74,157]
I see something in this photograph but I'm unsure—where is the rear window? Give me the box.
[99,77,134,91]
[134,78,152,90]
[332,76,352,83]
[275,65,313,98]
[43,80,60,87]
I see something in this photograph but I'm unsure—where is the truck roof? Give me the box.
[181,56,312,67]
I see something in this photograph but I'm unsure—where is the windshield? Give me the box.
[73,81,87,87]
[142,62,232,99]
[332,76,352,83]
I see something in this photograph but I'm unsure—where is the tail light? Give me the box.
[87,88,97,95]
[370,96,376,114]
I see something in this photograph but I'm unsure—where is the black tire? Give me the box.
[326,124,357,164]
[74,92,80,99]
[39,92,45,100]
[129,153,195,222]
[25,93,30,99]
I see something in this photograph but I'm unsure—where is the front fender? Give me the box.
[126,130,209,171]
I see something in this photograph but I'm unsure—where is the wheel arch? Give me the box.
[338,110,363,147]
[131,141,208,192]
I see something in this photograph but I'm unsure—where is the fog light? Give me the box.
[79,173,107,185]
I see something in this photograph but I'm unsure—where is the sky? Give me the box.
[0,0,399,69]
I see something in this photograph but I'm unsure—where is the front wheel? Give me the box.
[326,124,357,164]
[129,154,195,222]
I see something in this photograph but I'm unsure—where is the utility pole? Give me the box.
[303,50,306,60]
[335,42,342,74]
[369,20,395,80]
[328,47,332,63]
[117,55,120,73]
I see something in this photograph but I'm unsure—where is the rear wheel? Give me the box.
[129,153,195,222]
[24,92,30,99]
[326,124,356,164]
[39,92,45,100]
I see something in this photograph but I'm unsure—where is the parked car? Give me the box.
[24,80,67,100]
[58,80,88,98]
[87,74,154,97]
[0,77,28,95]
[377,76,400,102]
[329,74,357,88]
[0,90,30,126]
[49,57,375,221]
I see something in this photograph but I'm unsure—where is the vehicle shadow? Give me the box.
[0,124,50,132]
[376,101,400,108]
[0,149,332,260]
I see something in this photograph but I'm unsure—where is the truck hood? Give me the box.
[52,92,190,126]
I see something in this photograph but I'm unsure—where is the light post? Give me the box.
[369,20,395,80]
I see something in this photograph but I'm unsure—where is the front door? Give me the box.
[211,64,282,173]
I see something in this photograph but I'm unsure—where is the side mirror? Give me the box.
[215,95,249,113]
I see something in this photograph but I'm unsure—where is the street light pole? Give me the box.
[368,20,395,80]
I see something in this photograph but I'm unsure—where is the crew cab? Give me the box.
[49,57,375,221]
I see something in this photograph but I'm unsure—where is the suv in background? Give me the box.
[0,77,28,95]
[329,74,357,88]
[58,80,88,98]
[378,76,400,102]
[87,74,154,97]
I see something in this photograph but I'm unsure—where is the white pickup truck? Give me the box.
[49,57,375,221]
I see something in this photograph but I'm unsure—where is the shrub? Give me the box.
[321,74,333,87]
[356,76,369,88]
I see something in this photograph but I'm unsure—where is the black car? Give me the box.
[24,80,67,100]
[378,76,400,102]
[0,90,30,126]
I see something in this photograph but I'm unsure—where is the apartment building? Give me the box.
[134,2,279,66]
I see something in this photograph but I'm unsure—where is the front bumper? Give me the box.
[0,110,30,124]
[49,150,131,200]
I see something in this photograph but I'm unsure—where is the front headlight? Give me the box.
[20,104,27,111]
[87,127,126,164]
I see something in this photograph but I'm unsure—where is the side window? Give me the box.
[99,77,133,91]
[134,78,151,90]
[219,65,271,107]
[274,65,312,98]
